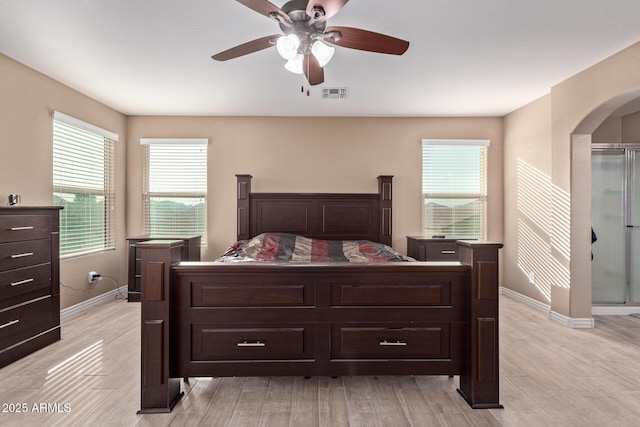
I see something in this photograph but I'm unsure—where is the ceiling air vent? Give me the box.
[322,88,348,99]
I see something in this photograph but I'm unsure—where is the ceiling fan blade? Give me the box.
[306,0,349,22]
[324,26,409,55]
[212,35,280,61]
[303,54,324,85]
[235,0,291,23]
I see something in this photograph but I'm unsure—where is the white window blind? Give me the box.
[421,139,489,239]
[141,139,207,242]
[53,112,116,256]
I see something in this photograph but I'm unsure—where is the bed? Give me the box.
[137,175,503,413]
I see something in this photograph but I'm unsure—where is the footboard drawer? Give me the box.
[191,324,314,361]
[331,281,456,306]
[331,324,451,359]
[189,280,314,307]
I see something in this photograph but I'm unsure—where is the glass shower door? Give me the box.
[591,149,626,303]
[628,150,640,303]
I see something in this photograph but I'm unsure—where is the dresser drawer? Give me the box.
[191,324,314,361]
[0,240,51,271]
[0,215,52,243]
[0,296,58,351]
[0,264,51,309]
[331,324,451,359]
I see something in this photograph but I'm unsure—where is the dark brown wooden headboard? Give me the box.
[236,175,393,246]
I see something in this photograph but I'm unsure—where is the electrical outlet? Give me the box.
[528,272,535,284]
[88,271,100,284]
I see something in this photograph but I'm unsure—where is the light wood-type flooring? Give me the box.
[1,295,640,426]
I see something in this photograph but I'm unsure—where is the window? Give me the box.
[53,112,117,256]
[421,139,489,239]
[141,138,207,242]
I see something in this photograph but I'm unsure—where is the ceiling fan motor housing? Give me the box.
[275,0,327,54]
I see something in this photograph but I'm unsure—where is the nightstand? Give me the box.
[126,235,201,302]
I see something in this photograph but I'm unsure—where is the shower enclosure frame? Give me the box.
[592,142,640,306]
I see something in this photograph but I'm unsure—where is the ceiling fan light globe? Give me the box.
[311,41,335,67]
[276,34,300,60]
[284,54,304,74]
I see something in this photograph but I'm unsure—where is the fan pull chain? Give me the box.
[305,57,310,96]
[300,72,309,96]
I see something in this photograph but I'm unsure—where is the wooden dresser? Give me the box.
[0,206,62,368]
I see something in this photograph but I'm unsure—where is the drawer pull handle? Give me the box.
[441,250,456,254]
[0,319,19,330]
[11,278,34,287]
[11,252,34,259]
[237,341,265,347]
[379,340,407,346]
[10,226,34,231]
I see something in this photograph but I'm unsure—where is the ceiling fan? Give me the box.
[212,0,410,86]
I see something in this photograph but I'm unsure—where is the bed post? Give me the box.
[378,175,393,247]
[137,239,185,414]
[456,241,504,409]
[236,174,252,241]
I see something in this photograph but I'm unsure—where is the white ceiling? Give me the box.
[2,0,640,117]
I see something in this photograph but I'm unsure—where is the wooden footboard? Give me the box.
[137,240,503,413]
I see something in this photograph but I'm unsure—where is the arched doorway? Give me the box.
[572,89,640,315]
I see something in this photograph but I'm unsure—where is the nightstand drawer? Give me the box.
[0,215,52,243]
[406,237,464,261]
[425,242,459,261]
[0,239,51,271]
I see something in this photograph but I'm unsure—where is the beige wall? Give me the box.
[0,53,128,310]
[592,116,622,143]
[622,111,640,142]
[503,95,553,302]
[592,113,640,143]
[126,116,504,259]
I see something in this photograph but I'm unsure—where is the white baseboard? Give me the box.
[548,310,595,329]
[60,286,128,321]
[499,287,594,329]
[500,287,550,313]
